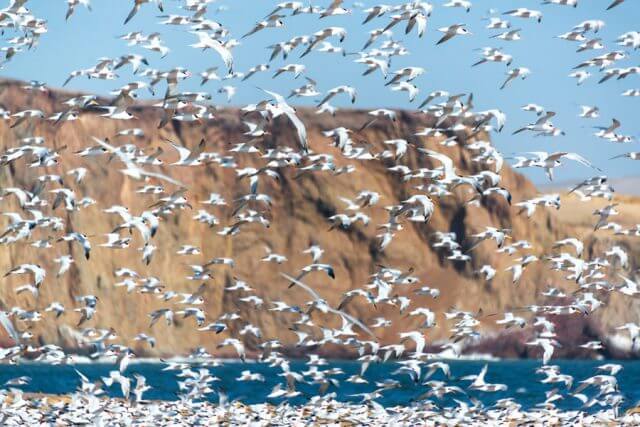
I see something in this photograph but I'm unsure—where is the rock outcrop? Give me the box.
[0,78,637,358]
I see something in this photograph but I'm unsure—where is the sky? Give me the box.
[2,0,639,185]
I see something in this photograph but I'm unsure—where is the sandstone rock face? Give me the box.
[0,78,637,357]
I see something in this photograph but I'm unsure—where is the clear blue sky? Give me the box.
[3,0,639,184]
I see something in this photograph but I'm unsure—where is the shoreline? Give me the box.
[7,353,640,365]
[3,391,639,425]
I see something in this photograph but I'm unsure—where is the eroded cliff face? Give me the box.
[0,78,637,357]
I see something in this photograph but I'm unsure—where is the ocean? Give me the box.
[2,359,639,411]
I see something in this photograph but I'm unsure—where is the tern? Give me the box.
[436,24,472,45]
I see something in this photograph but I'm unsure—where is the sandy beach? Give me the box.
[1,390,639,425]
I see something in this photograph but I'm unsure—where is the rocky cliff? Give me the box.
[0,78,638,358]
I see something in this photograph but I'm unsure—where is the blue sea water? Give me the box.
[2,359,638,411]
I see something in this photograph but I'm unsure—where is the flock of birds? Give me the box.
[0,0,637,424]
